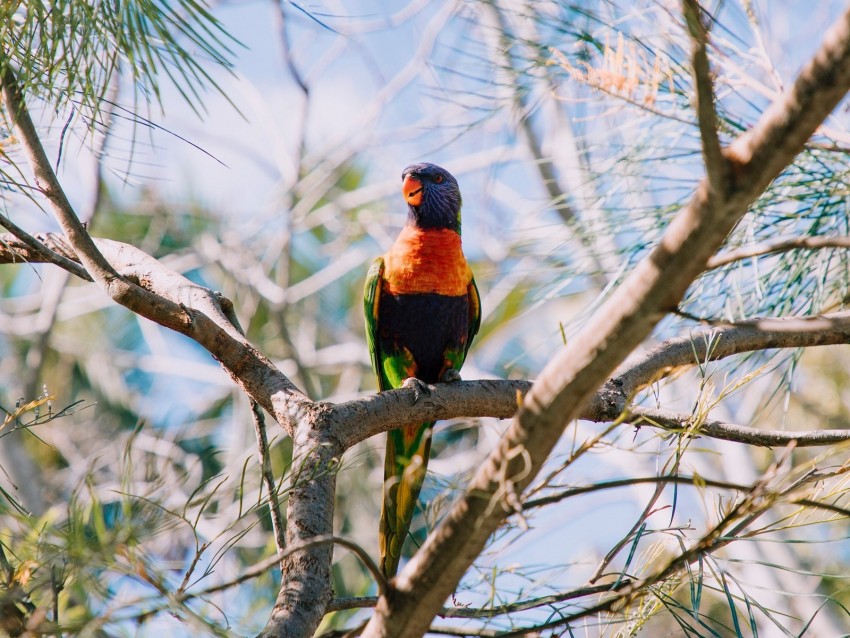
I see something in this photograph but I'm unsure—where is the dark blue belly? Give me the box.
[378,291,469,384]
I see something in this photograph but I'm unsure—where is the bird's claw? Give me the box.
[441,368,462,383]
[402,377,434,404]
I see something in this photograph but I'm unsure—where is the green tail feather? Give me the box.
[379,421,434,577]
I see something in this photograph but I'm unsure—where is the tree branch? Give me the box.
[683,0,728,193]
[706,235,850,269]
[0,220,91,281]
[0,66,325,628]
[1,66,125,289]
[362,7,850,635]
[252,401,287,555]
[627,406,850,447]
[613,310,850,396]
[0,62,316,430]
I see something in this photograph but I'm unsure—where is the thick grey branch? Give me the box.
[259,426,340,638]
[333,379,531,449]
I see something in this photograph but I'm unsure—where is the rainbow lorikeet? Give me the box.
[364,162,481,577]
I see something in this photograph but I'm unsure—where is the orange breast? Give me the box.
[382,226,472,296]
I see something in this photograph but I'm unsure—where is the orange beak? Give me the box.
[402,174,423,207]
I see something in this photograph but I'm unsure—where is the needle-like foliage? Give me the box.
[0,0,237,121]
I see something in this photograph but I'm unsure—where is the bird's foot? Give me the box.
[402,377,434,404]
[441,368,462,383]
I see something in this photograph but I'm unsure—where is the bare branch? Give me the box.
[88,238,310,428]
[0,232,310,433]
[332,379,530,448]
[628,406,850,447]
[0,63,311,433]
[0,219,91,281]
[682,0,728,192]
[706,235,850,269]
[614,310,850,396]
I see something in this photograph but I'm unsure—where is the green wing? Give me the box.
[444,275,482,372]
[364,257,387,390]
[466,275,482,360]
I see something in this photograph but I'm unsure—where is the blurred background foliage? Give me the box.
[2,0,850,636]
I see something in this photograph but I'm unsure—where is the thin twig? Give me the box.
[104,534,388,629]
[628,406,850,447]
[0,216,91,281]
[682,0,728,191]
[495,451,800,637]
[252,401,286,555]
[707,235,850,269]
[589,479,666,584]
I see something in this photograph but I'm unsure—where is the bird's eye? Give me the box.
[434,175,444,183]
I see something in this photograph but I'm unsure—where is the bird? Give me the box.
[364,162,481,578]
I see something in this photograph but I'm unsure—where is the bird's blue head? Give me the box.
[402,163,462,233]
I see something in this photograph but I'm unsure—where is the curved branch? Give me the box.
[91,238,310,430]
[707,235,850,269]
[615,311,850,396]
[2,66,128,290]
[628,406,850,447]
